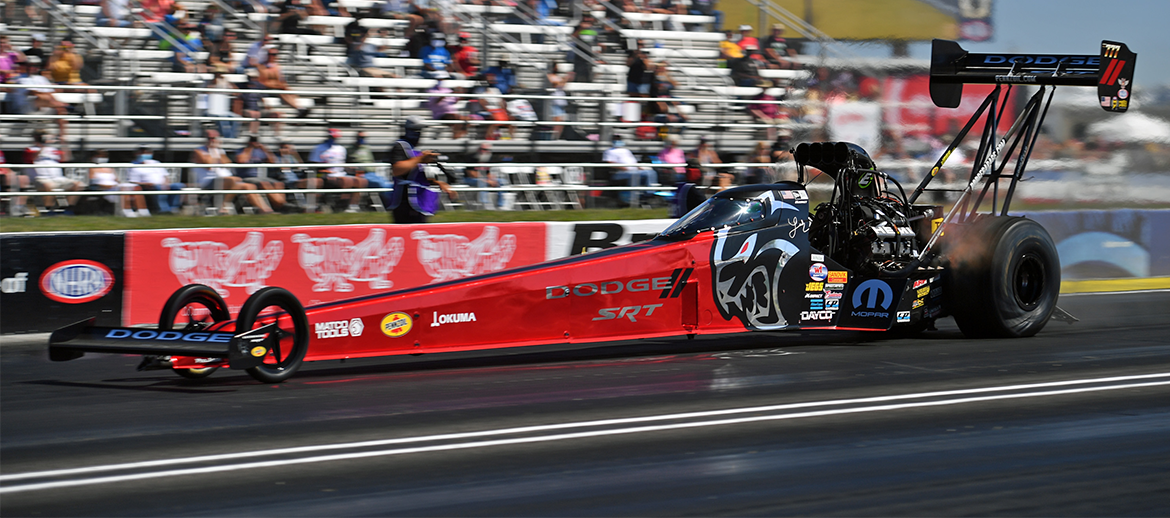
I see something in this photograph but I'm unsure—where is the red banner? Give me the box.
[882,74,1016,137]
[123,223,547,325]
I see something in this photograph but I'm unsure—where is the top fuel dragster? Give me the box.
[49,39,1137,382]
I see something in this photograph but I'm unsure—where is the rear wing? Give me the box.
[930,39,1136,112]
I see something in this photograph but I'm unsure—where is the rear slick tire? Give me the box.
[946,216,1060,338]
[236,287,309,383]
[159,284,231,379]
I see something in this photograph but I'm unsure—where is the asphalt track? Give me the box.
[2,291,1169,516]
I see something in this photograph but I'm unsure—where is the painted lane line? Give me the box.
[3,379,1169,494]
[4,371,1170,484]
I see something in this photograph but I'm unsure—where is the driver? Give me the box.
[387,116,457,224]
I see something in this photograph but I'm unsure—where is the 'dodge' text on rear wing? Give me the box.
[930,39,1137,112]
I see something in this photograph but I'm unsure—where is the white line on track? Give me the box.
[3,372,1169,494]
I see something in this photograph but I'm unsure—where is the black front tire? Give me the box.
[946,217,1060,338]
[160,284,231,379]
[236,287,309,383]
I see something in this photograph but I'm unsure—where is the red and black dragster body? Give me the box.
[49,38,1136,382]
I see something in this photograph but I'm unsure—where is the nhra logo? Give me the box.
[315,318,364,339]
[104,329,233,343]
[39,260,115,304]
[547,268,693,300]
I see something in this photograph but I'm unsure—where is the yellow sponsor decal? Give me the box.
[250,346,267,357]
[381,312,413,337]
[932,218,944,233]
[806,282,824,292]
[912,298,924,309]
[917,286,930,298]
[827,271,848,284]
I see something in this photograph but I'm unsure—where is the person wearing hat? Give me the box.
[387,116,457,223]
[23,34,47,65]
[483,53,518,95]
[48,41,85,86]
[309,128,367,213]
[762,24,797,69]
[737,25,759,51]
[14,57,70,136]
[451,32,479,78]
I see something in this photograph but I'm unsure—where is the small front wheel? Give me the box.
[235,287,309,383]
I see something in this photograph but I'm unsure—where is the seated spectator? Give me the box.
[747,84,786,140]
[694,136,733,190]
[22,34,47,66]
[193,130,273,215]
[238,70,285,137]
[420,32,453,79]
[474,89,513,140]
[729,50,763,87]
[718,28,743,66]
[427,84,468,139]
[743,141,772,184]
[736,25,759,52]
[604,138,657,206]
[48,42,85,86]
[450,33,479,78]
[236,136,288,211]
[545,62,569,139]
[128,146,185,214]
[348,130,390,205]
[257,47,311,117]
[687,0,722,32]
[626,46,651,97]
[483,54,518,95]
[15,61,70,138]
[348,29,395,78]
[309,129,367,213]
[96,0,133,26]
[28,131,82,212]
[647,61,687,128]
[0,36,27,83]
[276,141,322,212]
[89,149,151,218]
[657,134,686,183]
[463,143,510,210]
[277,0,318,35]
[209,30,242,73]
[203,71,242,138]
[761,24,797,69]
[243,34,275,71]
[199,4,227,44]
[378,0,423,38]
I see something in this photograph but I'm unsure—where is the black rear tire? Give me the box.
[236,287,309,383]
[159,284,231,379]
[945,217,1060,338]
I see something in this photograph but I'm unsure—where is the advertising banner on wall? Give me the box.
[0,233,125,334]
[545,220,675,260]
[123,223,546,326]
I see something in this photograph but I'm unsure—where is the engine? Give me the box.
[797,142,938,276]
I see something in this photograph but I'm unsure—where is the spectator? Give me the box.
[89,150,151,218]
[388,116,457,223]
[193,130,273,215]
[483,54,518,95]
[657,134,686,183]
[23,34,47,65]
[48,41,85,86]
[450,33,479,78]
[140,0,174,24]
[475,89,513,140]
[277,0,317,35]
[427,83,469,139]
[128,146,185,214]
[208,30,241,73]
[348,29,395,78]
[202,71,241,138]
[736,25,759,51]
[670,159,707,218]
[603,138,657,206]
[761,24,797,69]
[378,0,423,38]
[569,14,600,83]
[647,61,687,128]
[718,28,743,67]
[238,70,286,137]
[545,62,569,139]
[236,135,288,211]
[199,4,227,42]
[243,33,275,70]
[1,151,32,217]
[694,136,733,189]
[743,141,772,184]
[729,48,763,87]
[0,36,25,83]
[687,0,722,32]
[14,58,69,136]
[747,84,785,140]
[309,128,367,213]
[28,131,82,212]
[257,47,312,117]
[626,45,651,97]
[348,130,391,206]
[96,0,132,26]
[420,32,453,79]
[276,141,322,212]
[463,143,510,210]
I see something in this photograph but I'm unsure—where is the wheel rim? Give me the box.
[1013,252,1046,311]
[248,306,300,371]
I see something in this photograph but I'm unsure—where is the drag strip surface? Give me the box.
[2,291,1169,515]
